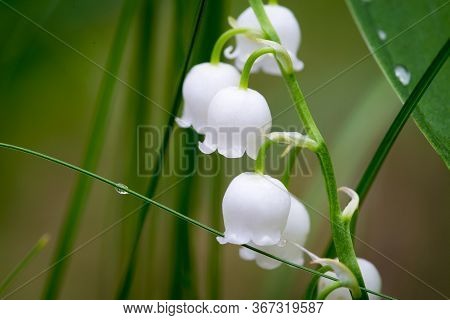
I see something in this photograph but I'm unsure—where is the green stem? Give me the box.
[248,0,368,299]
[0,235,49,296]
[281,147,300,186]
[239,47,276,89]
[118,0,157,289]
[0,142,394,300]
[42,0,139,300]
[116,0,208,299]
[254,139,275,174]
[210,28,252,64]
[249,0,280,42]
[268,0,278,5]
[317,281,344,300]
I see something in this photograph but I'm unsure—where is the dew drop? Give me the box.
[377,30,387,41]
[394,65,411,86]
[277,239,287,248]
[115,183,129,195]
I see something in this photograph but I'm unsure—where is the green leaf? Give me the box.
[347,0,450,167]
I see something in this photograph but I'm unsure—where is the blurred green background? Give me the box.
[0,0,448,299]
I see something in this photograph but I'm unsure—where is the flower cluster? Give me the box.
[176,1,382,300]
[177,2,302,159]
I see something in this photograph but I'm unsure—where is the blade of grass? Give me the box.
[167,0,202,300]
[324,39,450,257]
[115,0,207,299]
[117,0,158,281]
[196,0,229,300]
[208,154,223,299]
[42,0,139,299]
[166,0,228,300]
[0,142,395,300]
[169,128,199,299]
[0,234,49,296]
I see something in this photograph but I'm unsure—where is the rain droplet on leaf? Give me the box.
[377,30,387,41]
[394,65,411,86]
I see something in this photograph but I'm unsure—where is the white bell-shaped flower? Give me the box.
[226,4,303,75]
[318,258,382,300]
[199,87,272,159]
[239,195,310,269]
[217,172,290,246]
[176,62,240,132]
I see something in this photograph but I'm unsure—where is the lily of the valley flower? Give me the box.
[318,258,382,300]
[176,62,240,133]
[226,4,303,75]
[239,194,310,269]
[198,87,272,159]
[217,172,290,246]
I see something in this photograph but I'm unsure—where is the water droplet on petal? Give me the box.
[394,65,411,86]
[377,30,387,41]
[115,183,129,195]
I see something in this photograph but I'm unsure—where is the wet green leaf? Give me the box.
[347,0,450,167]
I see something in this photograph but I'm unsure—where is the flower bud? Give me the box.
[199,87,272,159]
[176,62,240,133]
[239,195,310,269]
[217,172,290,246]
[318,258,382,300]
[226,4,303,75]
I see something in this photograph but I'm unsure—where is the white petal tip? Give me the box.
[175,117,191,128]
[224,45,239,59]
[292,58,304,71]
[239,247,256,261]
[216,236,227,245]
[253,235,280,246]
[219,147,245,159]
[198,141,216,155]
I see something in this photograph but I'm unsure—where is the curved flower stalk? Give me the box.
[217,172,290,246]
[239,194,310,269]
[176,62,240,133]
[317,258,382,300]
[226,4,303,75]
[338,187,359,219]
[198,86,272,159]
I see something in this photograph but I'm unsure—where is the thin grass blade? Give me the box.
[42,0,139,299]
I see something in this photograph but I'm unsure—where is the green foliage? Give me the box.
[0,235,49,296]
[347,0,450,167]
[42,0,139,299]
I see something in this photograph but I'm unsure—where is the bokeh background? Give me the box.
[0,0,449,299]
